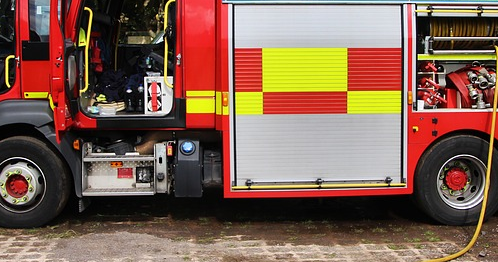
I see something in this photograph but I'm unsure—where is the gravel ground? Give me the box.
[1,190,497,262]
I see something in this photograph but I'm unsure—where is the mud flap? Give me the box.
[174,140,202,197]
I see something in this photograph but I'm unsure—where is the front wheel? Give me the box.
[414,135,498,225]
[0,136,71,228]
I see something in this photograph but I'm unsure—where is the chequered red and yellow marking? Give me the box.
[235,47,402,115]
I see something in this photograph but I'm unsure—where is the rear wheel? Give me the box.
[0,136,70,228]
[414,135,498,225]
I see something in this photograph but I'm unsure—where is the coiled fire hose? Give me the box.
[425,45,498,262]
[430,18,497,50]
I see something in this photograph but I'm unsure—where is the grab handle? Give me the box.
[4,55,15,88]
[163,0,175,88]
[80,7,93,95]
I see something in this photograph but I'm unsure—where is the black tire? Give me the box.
[414,135,498,225]
[0,136,71,228]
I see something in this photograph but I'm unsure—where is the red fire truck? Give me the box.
[1,0,498,228]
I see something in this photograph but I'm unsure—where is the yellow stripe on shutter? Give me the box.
[262,48,348,93]
[235,92,263,115]
[348,91,401,114]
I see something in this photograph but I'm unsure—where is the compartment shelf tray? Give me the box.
[418,54,497,61]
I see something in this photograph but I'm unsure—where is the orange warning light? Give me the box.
[167,144,173,156]
[73,139,80,150]
[110,161,123,168]
[222,92,229,107]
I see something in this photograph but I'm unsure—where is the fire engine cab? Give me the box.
[1,0,498,228]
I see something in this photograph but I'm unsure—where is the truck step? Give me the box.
[82,187,155,196]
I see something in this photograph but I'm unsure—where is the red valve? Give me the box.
[419,77,441,90]
[419,62,438,73]
[417,88,447,106]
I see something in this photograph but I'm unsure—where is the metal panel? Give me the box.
[234,114,402,185]
[155,143,169,194]
[231,4,403,187]
[234,5,402,48]
[84,161,154,189]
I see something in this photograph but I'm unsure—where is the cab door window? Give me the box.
[29,0,50,42]
[22,0,50,62]
[119,0,164,45]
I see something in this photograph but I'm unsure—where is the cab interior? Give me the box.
[72,0,176,118]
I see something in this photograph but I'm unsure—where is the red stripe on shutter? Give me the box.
[348,48,402,91]
[234,48,263,92]
[263,92,347,114]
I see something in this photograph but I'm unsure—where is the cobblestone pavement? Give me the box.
[0,232,485,262]
[2,195,497,262]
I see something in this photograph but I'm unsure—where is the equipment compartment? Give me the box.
[415,5,498,110]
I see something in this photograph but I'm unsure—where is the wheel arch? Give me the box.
[416,129,497,170]
[414,129,494,187]
[0,100,81,197]
[413,130,498,225]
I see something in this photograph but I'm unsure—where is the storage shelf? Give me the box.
[83,154,154,162]
[418,54,497,61]
[417,72,445,75]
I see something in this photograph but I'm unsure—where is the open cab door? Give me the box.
[50,0,75,142]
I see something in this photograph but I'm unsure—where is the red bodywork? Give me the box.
[7,1,498,199]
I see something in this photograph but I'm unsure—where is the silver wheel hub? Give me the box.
[0,159,44,211]
[437,154,485,210]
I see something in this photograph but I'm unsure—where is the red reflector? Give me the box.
[117,168,133,178]
[151,81,158,111]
